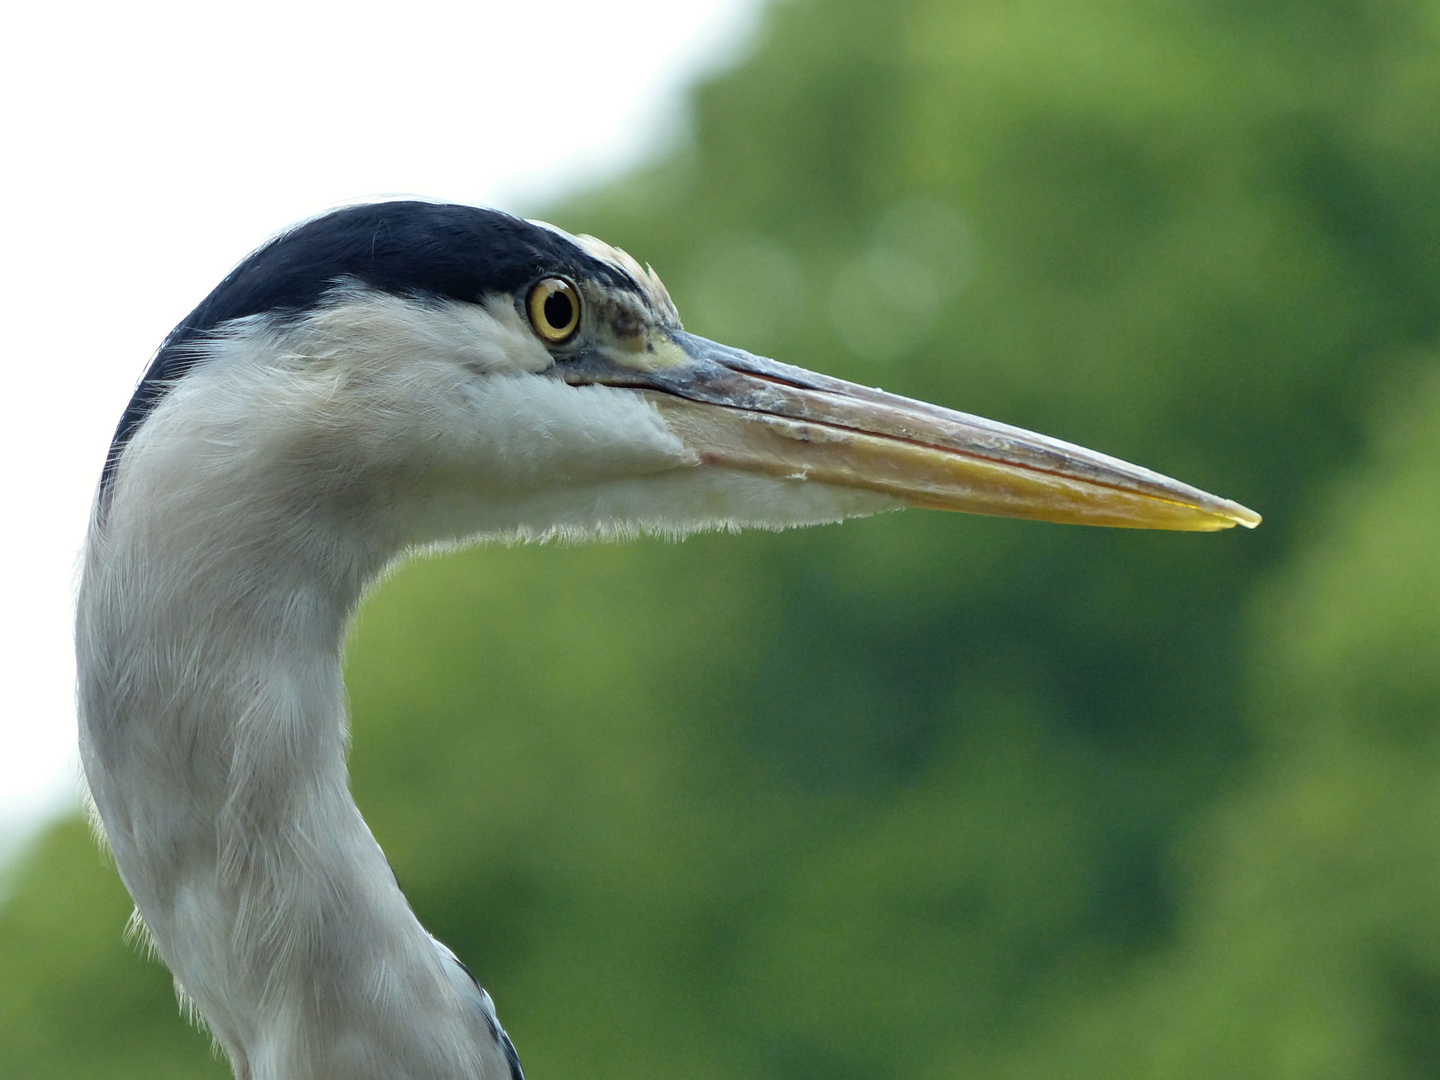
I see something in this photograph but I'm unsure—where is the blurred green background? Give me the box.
[7,0,1440,1075]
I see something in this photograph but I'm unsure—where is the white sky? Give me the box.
[0,0,763,840]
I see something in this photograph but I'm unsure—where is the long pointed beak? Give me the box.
[559,332,1260,532]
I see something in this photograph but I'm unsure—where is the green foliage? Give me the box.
[0,822,228,1078]
[7,1,1440,1076]
[989,365,1440,1080]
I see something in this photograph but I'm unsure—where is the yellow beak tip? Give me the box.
[1221,503,1262,530]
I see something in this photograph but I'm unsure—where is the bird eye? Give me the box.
[526,277,581,344]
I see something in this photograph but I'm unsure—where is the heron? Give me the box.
[77,201,1259,1080]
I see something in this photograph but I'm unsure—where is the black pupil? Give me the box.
[543,289,574,330]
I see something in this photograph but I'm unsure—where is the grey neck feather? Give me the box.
[76,338,513,1080]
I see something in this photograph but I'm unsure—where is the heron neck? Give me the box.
[76,489,491,1079]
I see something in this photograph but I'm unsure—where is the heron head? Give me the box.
[101,202,1257,558]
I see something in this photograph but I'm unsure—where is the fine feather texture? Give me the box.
[78,278,893,1080]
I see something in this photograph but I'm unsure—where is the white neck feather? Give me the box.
[78,448,513,1080]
